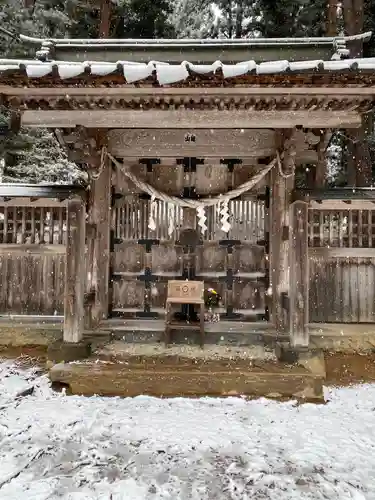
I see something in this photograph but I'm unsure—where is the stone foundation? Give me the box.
[47,340,92,365]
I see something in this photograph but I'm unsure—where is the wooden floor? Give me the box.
[2,315,375,351]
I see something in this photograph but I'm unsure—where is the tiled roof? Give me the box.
[1,57,375,85]
[19,32,373,64]
[20,32,372,47]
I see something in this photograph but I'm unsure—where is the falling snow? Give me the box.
[0,359,375,499]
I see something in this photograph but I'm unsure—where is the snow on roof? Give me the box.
[1,57,375,85]
[19,31,372,47]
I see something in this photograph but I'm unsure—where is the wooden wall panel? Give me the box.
[0,253,65,315]
[308,207,375,323]
[309,256,375,323]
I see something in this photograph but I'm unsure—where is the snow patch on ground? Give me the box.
[0,359,374,499]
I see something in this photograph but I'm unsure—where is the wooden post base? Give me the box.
[275,342,325,378]
[275,342,309,364]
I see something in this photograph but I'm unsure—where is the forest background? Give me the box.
[0,0,372,186]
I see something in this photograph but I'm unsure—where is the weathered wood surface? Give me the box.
[269,167,286,331]
[88,155,111,324]
[0,205,67,245]
[0,198,69,207]
[269,130,297,332]
[289,201,309,347]
[64,200,86,343]
[108,128,319,163]
[22,109,362,129]
[0,202,68,315]
[0,244,65,255]
[309,200,375,210]
[308,206,375,323]
[114,161,267,196]
[308,207,375,248]
[309,256,375,323]
[11,86,375,98]
[112,195,266,319]
[0,253,65,315]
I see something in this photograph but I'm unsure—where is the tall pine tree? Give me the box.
[253,0,326,37]
[112,0,175,38]
[0,0,97,184]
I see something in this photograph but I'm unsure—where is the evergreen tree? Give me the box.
[170,0,217,38]
[112,0,175,38]
[0,0,85,184]
[171,0,327,39]
[364,1,375,56]
[171,0,257,39]
[2,128,86,184]
[253,0,326,38]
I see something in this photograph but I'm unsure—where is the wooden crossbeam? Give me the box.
[21,110,362,129]
[5,86,375,97]
[293,187,375,201]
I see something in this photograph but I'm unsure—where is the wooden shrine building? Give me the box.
[1,31,375,356]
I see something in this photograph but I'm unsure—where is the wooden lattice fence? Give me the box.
[0,200,67,315]
[308,203,375,323]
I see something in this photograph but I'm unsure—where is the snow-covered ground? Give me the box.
[0,359,375,500]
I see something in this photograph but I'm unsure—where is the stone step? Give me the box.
[49,344,324,402]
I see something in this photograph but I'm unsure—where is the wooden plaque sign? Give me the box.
[167,280,204,304]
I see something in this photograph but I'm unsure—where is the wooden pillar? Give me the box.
[64,199,86,343]
[269,168,285,331]
[89,158,112,325]
[289,201,309,347]
[269,131,296,332]
[269,168,294,332]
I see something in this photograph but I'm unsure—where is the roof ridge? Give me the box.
[18,32,372,46]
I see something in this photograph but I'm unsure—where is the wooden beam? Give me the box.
[0,198,68,207]
[69,151,319,166]
[0,184,85,199]
[294,187,375,201]
[0,244,66,255]
[309,200,375,209]
[106,128,319,161]
[289,201,309,348]
[5,87,375,98]
[64,199,86,343]
[309,247,375,258]
[314,130,332,187]
[21,110,363,129]
[108,129,276,158]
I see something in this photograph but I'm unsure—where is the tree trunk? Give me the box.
[343,0,372,186]
[326,0,337,36]
[99,0,111,37]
